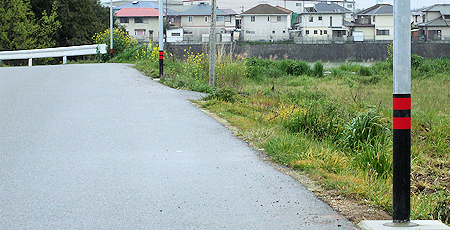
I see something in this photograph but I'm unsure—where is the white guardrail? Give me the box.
[0,44,107,66]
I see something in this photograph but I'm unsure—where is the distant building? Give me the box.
[350,4,394,41]
[417,4,450,41]
[241,4,292,42]
[295,2,351,42]
[116,8,162,43]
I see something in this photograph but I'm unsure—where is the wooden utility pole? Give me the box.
[209,0,216,87]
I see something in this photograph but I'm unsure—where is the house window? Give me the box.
[283,30,286,34]
[251,16,256,22]
[347,4,352,8]
[135,29,145,36]
[320,30,322,35]
[277,16,282,21]
[268,16,270,21]
[149,30,153,36]
[204,16,208,22]
[272,30,276,34]
[376,29,390,35]
[225,16,231,22]
[172,32,181,36]
[120,17,129,23]
[309,16,313,22]
[296,3,301,7]
[217,16,224,22]
[188,16,193,22]
[445,15,450,20]
[318,16,322,21]
[314,30,318,34]
[324,30,327,35]
[306,30,309,35]
[373,16,376,22]
[330,16,333,26]
[184,30,193,35]
[134,17,143,23]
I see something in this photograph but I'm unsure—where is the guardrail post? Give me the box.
[28,58,33,66]
[63,56,67,64]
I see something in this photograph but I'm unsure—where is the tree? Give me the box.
[56,0,110,46]
[0,0,37,51]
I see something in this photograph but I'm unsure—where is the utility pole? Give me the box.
[110,0,113,58]
[384,0,417,227]
[158,0,164,78]
[209,0,216,87]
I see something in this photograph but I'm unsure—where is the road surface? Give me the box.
[0,64,357,229]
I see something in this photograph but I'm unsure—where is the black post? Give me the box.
[392,94,411,222]
[159,51,164,78]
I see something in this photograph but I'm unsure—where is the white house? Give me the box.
[417,4,450,41]
[241,4,292,42]
[295,2,350,42]
[351,4,394,41]
[178,2,237,42]
[115,8,162,43]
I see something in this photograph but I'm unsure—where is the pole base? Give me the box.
[358,220,450,230]
[383,221,419,227]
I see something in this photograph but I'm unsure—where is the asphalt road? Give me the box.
[0,64,357,229]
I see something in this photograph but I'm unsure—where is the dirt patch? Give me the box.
[195,103,393,226]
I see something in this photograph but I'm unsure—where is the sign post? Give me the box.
[209,0,216,87]
[158,0,164,78]
[385,0,416,227]
[110,0,113,58]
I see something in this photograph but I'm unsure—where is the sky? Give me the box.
[215,0,450,13]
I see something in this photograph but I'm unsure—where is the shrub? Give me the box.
[312,61,324,78]
[93,28,137,62]
[358,66,372,76]
[339,109,391,150]
[283,99,343,140]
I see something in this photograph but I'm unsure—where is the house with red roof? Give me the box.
[115,7,164,43]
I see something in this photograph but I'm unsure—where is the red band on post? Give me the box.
[393,117,411,130]
[159,51,163,60]
[110,49,113,54]
[393,98,411,110]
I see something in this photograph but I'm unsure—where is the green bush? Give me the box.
[93,28,137,62]
[312,61,324,78]
[358,66,372,76]
[283,99,343,140]
[339,109,391,150]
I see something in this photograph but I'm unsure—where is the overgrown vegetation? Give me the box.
[128,46,449,225]
[49,38,450,225]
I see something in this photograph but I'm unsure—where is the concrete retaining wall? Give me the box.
[165,42,450,62]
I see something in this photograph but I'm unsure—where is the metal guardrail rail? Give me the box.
[0,44,107,66]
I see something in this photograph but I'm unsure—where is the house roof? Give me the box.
[178,3,229,16]
[115,7,162,17]
[314,2,351,13]
[357,4,393,15]
[114,1,160,11]
[418,17,450,27]
[275,6,293,13]
[423,4,450,15]
[221,8,238,16]
[241,4,291,15]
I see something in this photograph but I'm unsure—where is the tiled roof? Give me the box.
[275,6,293,13]
[423,4,450,15]
[418,17,450,27]
[114,1,160,11]
[314,2,350,13]
[357,4,393,15]
[241,4,291,15]
[178,3,229,16]
[115,8,162,17]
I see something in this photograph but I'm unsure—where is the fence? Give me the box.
[0,44,107,66]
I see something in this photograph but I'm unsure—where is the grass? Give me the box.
[116,44,450,225]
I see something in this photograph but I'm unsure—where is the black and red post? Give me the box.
[392,94,411,222]
[159,50,164,77]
